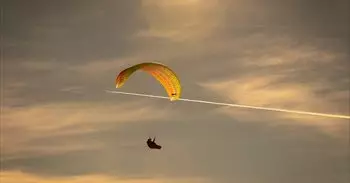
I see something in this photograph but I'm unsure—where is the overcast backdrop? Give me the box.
[1,0,349,183]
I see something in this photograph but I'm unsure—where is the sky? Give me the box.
[1,0,349,183]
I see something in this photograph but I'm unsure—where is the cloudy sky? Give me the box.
[1,0,349,182]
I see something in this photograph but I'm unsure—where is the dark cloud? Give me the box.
[2,0,149,107]
[3,0,145,63]
[224,0,349,40]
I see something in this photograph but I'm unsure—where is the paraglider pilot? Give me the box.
[147,137,162,149]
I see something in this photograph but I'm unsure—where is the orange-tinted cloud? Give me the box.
[1,101,176,158]
[199,74,349,136]
[137,0,225,42]
[0,171,209,183]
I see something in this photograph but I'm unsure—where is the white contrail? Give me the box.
[105,90,350,120]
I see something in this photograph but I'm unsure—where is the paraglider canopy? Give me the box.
[115,62,181,101]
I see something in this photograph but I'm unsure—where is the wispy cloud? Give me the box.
[195,31,349,136]
[137,0,225,42]
[1,100,175,158]
[60,86,84,94]
[0,171,209,183]
[20,60,61,71]
[68,58,137,76]
[199,74,349,135]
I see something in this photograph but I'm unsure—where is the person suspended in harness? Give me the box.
[146,137,162,149]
